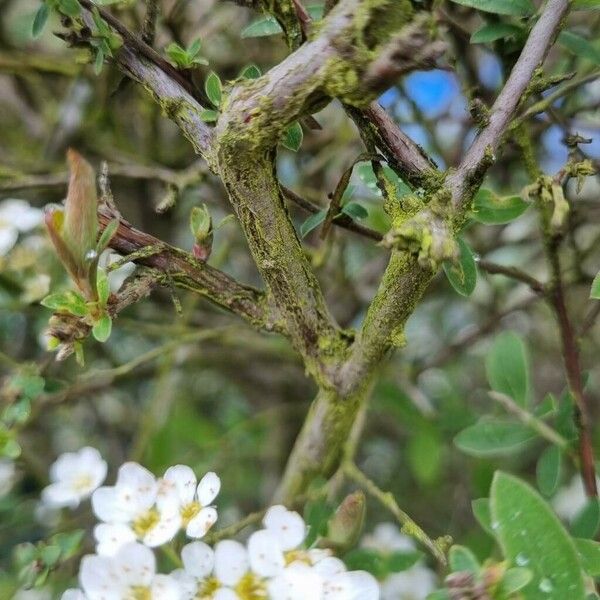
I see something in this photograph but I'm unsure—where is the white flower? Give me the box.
[361,523,433,600]
[380,566,436,600]
[157,465,220,539]
[74,542,182,599]
[42,447,107,509]
[178,539,267,599]
[61,590,86,600]
[361,523,416,553]
[0,199,43,256]
[92,462,181,551]
[0,459,15,498]
[552,474,600,522]
[267,562,323,600]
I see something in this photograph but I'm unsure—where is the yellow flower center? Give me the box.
[181,501,201,526]
[128,586,151,600]
[72,474,93,492]
[132,508,160,538]
[285,549,311,565]
[235,573,268,600]
[196,577,221,599]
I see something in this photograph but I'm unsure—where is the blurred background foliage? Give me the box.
[0,0,600,596]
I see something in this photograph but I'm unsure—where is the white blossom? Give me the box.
[552,474,600,522]
[42,447,107,509]
[157,465,220,539]
[92,462,181,551]
[177,539,267,599]
[67,542,182,599]
[0,199,43,256]
[361,523,435,600]
[0,459,15,498]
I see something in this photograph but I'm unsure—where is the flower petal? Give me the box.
[151,574,183,600]
[61,589,86,600]
[324,570,380,600]
[263,505,306,551]
[186,506,217,539]
[94,523,136,556]
[142,511,182,547]
[41,483,81,509]
[214,540,248,587]
[214,589,239,600]
[115,542,155,587]
[247,529,285,578]
[80,553,124,599]
[196,471,220,506]
[267,562,323,600]
[181,541,215,579]
[312,556,346,578]
[160,465,197,507]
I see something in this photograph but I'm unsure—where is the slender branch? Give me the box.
[344,461,448,566]
[446,0,571,208]
[490,391,573,455]
[478,259,546,295]
[97,207,282,333]
[546,238,598,496]
[346,102,438,189]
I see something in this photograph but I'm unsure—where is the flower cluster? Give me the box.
[40,448,380,599]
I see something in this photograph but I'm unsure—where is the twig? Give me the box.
[344,461,448,566]
[478,259,546,295]
[490,391,573,455]
[546,239,598,496]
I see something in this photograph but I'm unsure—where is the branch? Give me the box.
[446,0,571,208]
[478,259,546,295]
[97,207,282,333]
[346,102,438,189]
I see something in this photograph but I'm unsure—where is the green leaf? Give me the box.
[407,427,442,485]
[96,218,119,254]
[500,568,534,595]
[96,268,110,306]
[470,22,525,43]
[472,498,494,535]
[449,545,480,574]
[94,48,105,75]
[50,530,85,560]
[200,109,218,123]
[486,331,530,406]
[188,38,202,57]
[92,315,112,343]
[471,188,528,224]
[447,0,535,16]
[40,545,61,567]
[454,418,534,457]
[241,16,283,38]
[240,64,262,79]
[590,272,600,299]
[165,42,188,67]
[304,498,334,547]
[32,3,50,38]
[300,209,327,238]
[574,538,600,576]
[573,0,600,9]
[205,71,222,108]
[41,291,88,317]
[282,121,303,152]
[559,31,600,65]
[536,446,562,497]
[341,202,368,220]
[491,472,586,600]
[58,0,81,17]
[343,548,421,579]
[571,499,600,539]
[443,237,477,297]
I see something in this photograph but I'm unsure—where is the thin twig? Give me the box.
[490,391,573,455]
[478,259,546,295]
[344,461,448,566]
